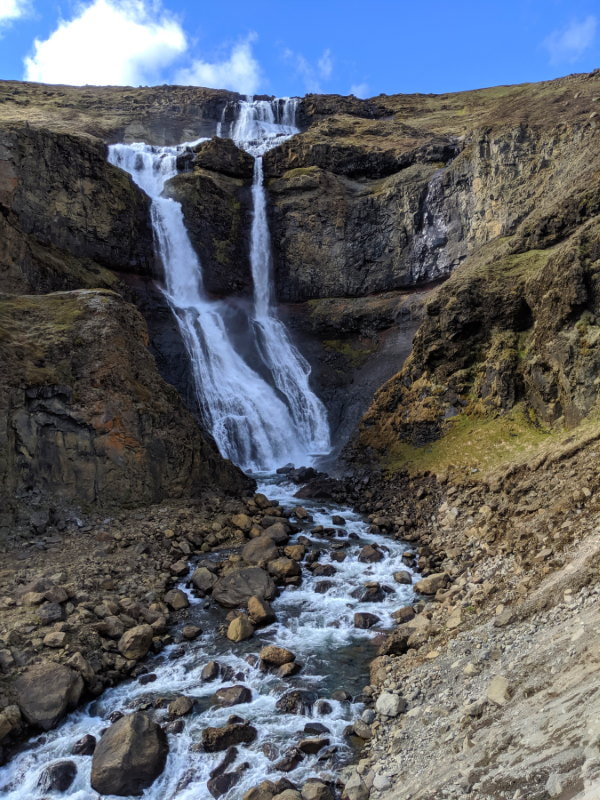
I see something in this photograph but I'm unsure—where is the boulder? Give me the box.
[38,760,77,792]
[212,567,276,608]
[118,624,154,660]
[260,645,296,666]
[0,705,21,743]
[298,737,329,754]
[90,712,169,796]
[262,523,290,544]
[15,662,83,730]
[226,615,255,642]
[242,536,279,566]
[182,624,202,640]
[191,566,217,595]
[354,612,380,629]
[357,545,384,563]
[208,764,249,799]
[201,661,220,681]
[414,572,450,595]
[248,595,276,626]
[393,570,413,585]
[243,780,278,800]
[168,696,194,717]
[268,557,301,580]
[231,512,253,532]
[202,721,258,752]
[214,685,252,707]
[375,692,406,717]
[275,690,316,715]
[302,780,334,800]
[164,589,189,611]
[72,733,96,755]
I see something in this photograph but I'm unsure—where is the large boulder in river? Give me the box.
[15,661,83,730]
[212,567,277,608]
[242,536,279,566]
[90,712,168,796]
[202,721,258,752]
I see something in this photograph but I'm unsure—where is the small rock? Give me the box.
[260,645,296,666]
[393,570,412,585]
[182,625,202,640]
[168,696,194,717]
[214,685,252,707]
[38,760,77,792]
[226,615,255,642]
[354,612,380,629]
[43,631,67,648]
[72,734,96,756]
[164,589,189,611]
[414,572,449,595]
[486,675,511,706]
[375,692,406,717]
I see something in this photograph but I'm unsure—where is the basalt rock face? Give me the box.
[0,122,157,294]
[164,138,254,296]
[0,289,249,517]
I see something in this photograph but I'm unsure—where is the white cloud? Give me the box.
[24,0,187,85]
[542,15,597,65]
[284,47,334,92]
[0,0,28,25]
[350,82,369,98]
[175,34,262,95]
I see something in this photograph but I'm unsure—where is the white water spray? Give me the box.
[108,97,329,471]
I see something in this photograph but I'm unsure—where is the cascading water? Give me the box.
[107,98,330,472]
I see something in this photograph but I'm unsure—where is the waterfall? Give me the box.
[108,98,330,473]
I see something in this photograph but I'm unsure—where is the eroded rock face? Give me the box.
[0,290,249,514]
[90,712,168,796]
[0,123,156,295]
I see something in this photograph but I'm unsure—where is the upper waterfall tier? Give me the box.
[107,97,330,473]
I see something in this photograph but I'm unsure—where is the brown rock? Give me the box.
[242,536,279,566]
[202,721,258,752]
[164,589,189,611]
[248,595,276,626]
[212,567,277,608]
[91,712,168,795]
[118,624,154,660]
[260,645,296,666]
[15,662,83,731]
[226,615,255,642]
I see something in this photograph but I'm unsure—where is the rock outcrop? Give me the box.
[0,289,248,517]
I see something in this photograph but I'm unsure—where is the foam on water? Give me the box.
[0,482,416,799]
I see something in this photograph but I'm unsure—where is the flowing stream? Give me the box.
[108,98,329,473]
[0,99,416,799]
[0,479,416,799]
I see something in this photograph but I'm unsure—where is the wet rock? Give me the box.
[414,572,449,595]
[118,624,154,660]
[139,673,158,686]
[212,567,276,608]
[208,764,249,799]
[164,589,189,611]
[38,760,77,792]
[315,700,332,714]
[260,645,296,666]
[15,662,83,731]
[393,570,413,585]
[276,690,316,715]
[182,624,202,640]
[191,567,217,595]
[243,779,278,800]
[91,712,169,796]
[354,612,380,629]
[353,720,372,739]
[375,692,406,717]
[0,705,21,744]
[242,536,279,566]
[311,564,336,577]
[202,721,258,752]
[352,583,385,602]
[201,661,220,681]
[357,544,384,563]
[304,722,330,735]
[331,515,346,526]
[279,662,301,677]
[168,696,194,717]
[226,614,254,642]
[72,734,96,755]
[298,737,330,754]
[314,581,334,594]
[274,748,304,772]
[214,685,252,707]
[248,595,276,626]
[284,544,306,561]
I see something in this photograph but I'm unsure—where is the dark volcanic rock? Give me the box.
[90,712,168,796]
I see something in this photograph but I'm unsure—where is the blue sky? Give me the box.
[0,0,598,96]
